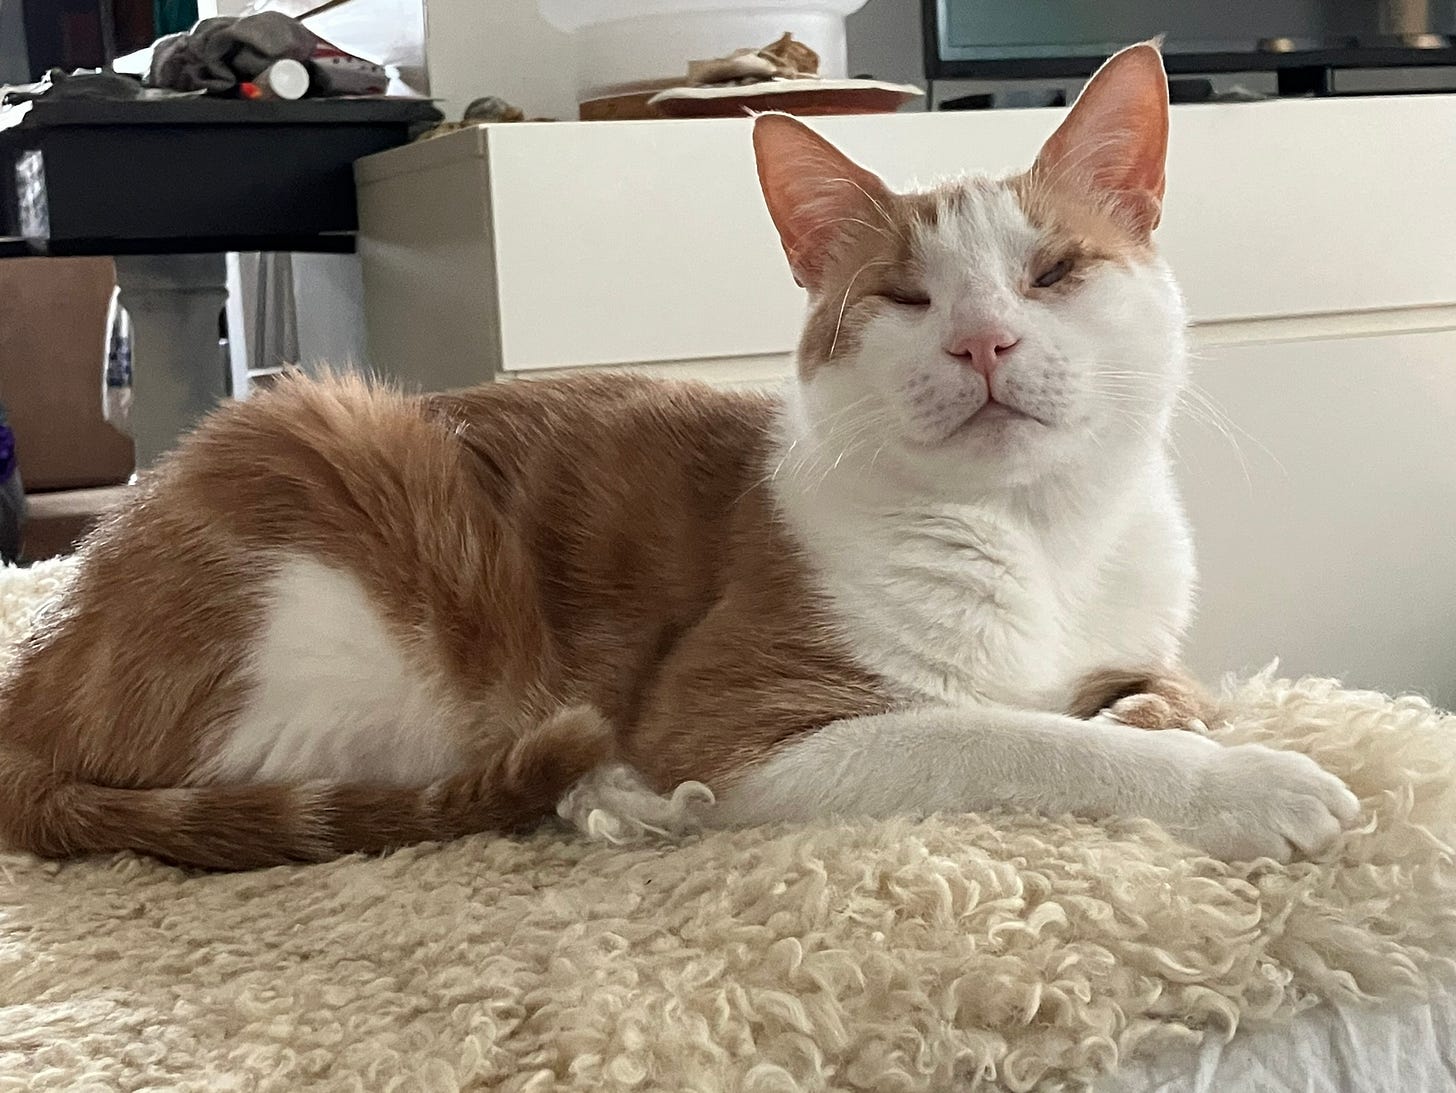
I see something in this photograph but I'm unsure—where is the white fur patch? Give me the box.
[773,170,1194,713]
[205,556,462,786]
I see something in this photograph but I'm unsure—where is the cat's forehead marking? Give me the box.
[914,179,1042,276]
[1006,170,1152,263]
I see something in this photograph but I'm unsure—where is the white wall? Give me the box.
[292,254,370,372]
[425,0,576,121]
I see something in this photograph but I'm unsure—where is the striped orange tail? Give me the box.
[0,707,612,870]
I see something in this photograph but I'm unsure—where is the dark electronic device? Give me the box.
[923,1,1456,98]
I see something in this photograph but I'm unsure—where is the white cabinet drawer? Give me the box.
[357,94,1456,381]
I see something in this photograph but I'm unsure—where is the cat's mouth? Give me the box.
[947,398,1046,438]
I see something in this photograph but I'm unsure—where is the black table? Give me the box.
[0,95,440,465]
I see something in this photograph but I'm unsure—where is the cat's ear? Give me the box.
[753,113,894,290]
[1032,41,1169,236]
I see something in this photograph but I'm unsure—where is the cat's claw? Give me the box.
[1168,742,1360,863]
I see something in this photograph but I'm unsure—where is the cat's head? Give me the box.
[754,42,1186,496]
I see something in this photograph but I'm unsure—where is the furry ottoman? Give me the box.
[1,559,1454,1091]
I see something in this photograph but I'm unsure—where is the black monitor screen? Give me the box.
[926,0,1456,78]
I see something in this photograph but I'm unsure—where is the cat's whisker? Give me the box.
[1191,385,1286,480]
[799,216,898,248]
[829,260,893,358]
[1098,406,1168,452]
[867,441,889,475]
[760,395,883,493]
[827,176,905,240]
[804,405,897,484]
[1161,390,1261,491]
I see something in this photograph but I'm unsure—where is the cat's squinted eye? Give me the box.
[1031,258,1074,289]
[881,290,931,309]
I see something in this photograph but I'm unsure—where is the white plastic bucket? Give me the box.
[538,0,869,99]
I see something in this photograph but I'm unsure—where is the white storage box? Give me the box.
[356,97,1456,381]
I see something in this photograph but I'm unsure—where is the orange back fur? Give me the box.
[0,373,886,867]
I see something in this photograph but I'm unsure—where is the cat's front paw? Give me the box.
[1169,743,1360,863]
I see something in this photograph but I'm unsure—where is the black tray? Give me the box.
[0,96,442,256]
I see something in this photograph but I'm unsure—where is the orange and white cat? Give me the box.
[0,43,1357,869]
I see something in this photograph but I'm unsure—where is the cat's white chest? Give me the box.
[809,506,1077,708]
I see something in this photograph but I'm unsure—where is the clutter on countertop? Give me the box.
[149,11,387,96]
[579,33,921,121]
[462,96,531,124]
[414,96,554,141]
[1,68,199,106]
[685,31,820,87]
[540,0,868,105]
[3,10,402,112]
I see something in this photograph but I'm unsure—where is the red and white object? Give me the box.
[308,39,389,97]
[246,58,311,100]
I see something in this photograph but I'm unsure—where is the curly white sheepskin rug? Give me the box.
[2,559,1455,1092]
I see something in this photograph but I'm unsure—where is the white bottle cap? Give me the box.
[256,59,310,101]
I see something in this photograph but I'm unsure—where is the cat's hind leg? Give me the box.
[0,374,602,868]
[1066,666,1219,733]
[0,546,611,869]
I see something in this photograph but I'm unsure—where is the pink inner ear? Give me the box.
[753,114,893,289]
[1034,42,1169,226]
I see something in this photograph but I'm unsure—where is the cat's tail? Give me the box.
[0,707,613,870]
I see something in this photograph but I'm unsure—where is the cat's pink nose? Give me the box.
[945,329,1019,379]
